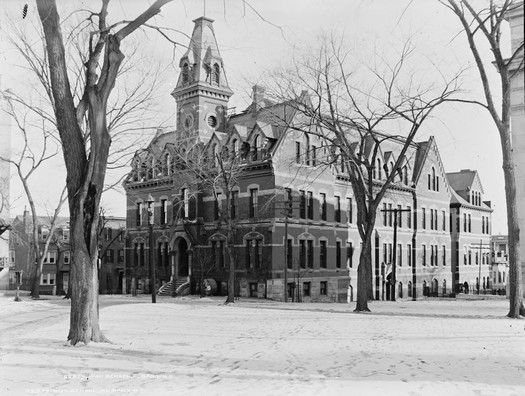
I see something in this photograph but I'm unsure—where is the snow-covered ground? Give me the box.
[0,295,524,395]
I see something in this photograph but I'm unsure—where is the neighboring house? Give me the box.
[9,211,70,294]
[98,216,126,294]
[9,211,126,295]
[447,170,493,294]
[491,234,509,293]
[123,16,492,302]
[505,2,525,296]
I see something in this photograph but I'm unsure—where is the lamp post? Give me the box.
[381,207,411,301]
[147,194,156,303]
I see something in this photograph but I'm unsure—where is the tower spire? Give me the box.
[171,17,233,143]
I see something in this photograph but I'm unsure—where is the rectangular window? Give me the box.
[320,281,327,295]
[430,209,434,230]
[422,208,426,229]
[442,210,446,231]
[220,241,225,268]
[300,190,306,219]
[347,198,353,224]
[320,241,327,268]
[63,251,70,264]
[397,205,402,228]
[482,216,485,234]
[388,243,393,264]
[320,193,327,221]
[106,249,114,262]
[335,196,341,222]
[307,192,314,219]
[383,203,387,226]
[212,241,217,267]
[299,240,306,269]
[139,243,145,266]
[468,214,471,232]
[118,249,124,263]
[244,240,250,268]
[215,193,222,220]
[182,189,189,219]
[407,206,411,229]
[422,245,426,266]
[486,217,490,234]
[463,213,467,232]
[442,245,446,266]
[336,241,341,269]
[231,191,238,219]
[307,240,314,268]
[160,199,168,225]
[287,239,293,269]
[250,189,258,218]
[434,209,438,230]
[388,203,393,227]
[303,282,311,297]
[62,229,70,242]
[285,188,293,217]
[407,244,411,266]
[295,142,301,164]
[118,230,123,242]
[136,203,143,226]
[347,242,353,268]
[311,146,317,167]
[383,243,387,263]
[397,244,402,266]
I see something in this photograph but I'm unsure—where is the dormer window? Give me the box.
[232,139,238,158]
[213,63,220,85]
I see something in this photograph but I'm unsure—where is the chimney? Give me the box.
[252,85,266,112]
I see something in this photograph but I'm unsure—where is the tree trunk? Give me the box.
[355,237,373,312]
[67,208,108,344]
[224,218,236,304]
[499,125,525,317]
[30,260,42,299]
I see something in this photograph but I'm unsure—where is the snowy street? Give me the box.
[0,295,524,395]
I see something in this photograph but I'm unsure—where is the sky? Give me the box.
[0,0,512,234]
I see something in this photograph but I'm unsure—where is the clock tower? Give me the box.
[171,17,233,143]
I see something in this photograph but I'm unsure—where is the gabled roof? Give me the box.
[446,169,478,193]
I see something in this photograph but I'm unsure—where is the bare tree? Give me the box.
[32,0,176,344]
[442,0,524,318]
[0,93,67,298]
[265,36,460,311]
[172,142,246,304]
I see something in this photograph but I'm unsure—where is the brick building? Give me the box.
[124,16,492,301]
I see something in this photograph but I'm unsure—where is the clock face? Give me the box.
[183,113,194,131]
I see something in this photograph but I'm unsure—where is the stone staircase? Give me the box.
[157,278,188,296]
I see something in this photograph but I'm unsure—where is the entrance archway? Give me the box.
[177,238,189,277]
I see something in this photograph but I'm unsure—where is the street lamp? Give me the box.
[382,207,411,301]
[147,194,156,303]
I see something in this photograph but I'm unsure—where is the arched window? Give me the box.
[213,63,220,85]
[182,63,190,84]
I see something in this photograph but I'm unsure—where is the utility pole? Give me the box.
[381,207,411,301]
[147,194,156,303]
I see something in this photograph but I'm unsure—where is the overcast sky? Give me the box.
[0,0,511,234]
